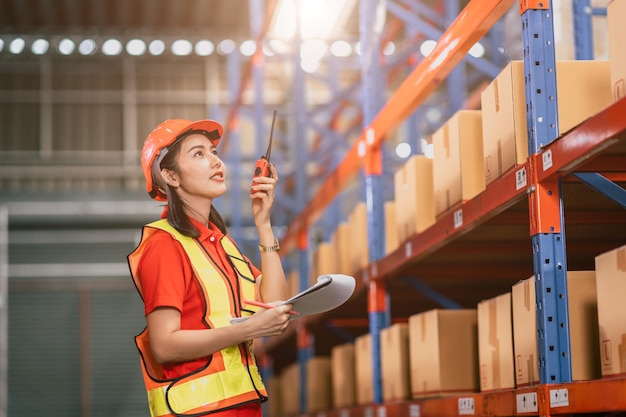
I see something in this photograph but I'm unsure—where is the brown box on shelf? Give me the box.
[355,333,374,405]
[595,245,626,377]
[287,270,300,298]
[331,342,356,408]
[512,271,600,386]
[280,362,300,415]
[480,60,612,185]
[385,200,399,255]
[432,110,485,217]
[608,0,626,101]
[348,202,369,274]
[477,293,515,391]
[393,154,436,243]
[311,241,336,285]
[381,323,410,402]
[409,309,479,398]
[266,376,282,417]
[332,222,352,275]
[306,356,332,412]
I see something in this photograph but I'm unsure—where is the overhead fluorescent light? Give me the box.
[269,0,356,40]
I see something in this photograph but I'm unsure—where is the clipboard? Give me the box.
[230,274,356,324]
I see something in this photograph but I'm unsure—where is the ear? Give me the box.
[161,169,178,187]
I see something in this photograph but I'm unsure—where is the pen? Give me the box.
[244,299,299,315]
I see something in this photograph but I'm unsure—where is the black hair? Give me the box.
[153,136,228,238]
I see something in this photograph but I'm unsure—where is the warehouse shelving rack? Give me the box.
[266,0,626,416]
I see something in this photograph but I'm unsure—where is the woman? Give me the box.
[128,118,292,417]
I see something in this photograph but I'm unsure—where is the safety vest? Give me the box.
[128,219,267,417]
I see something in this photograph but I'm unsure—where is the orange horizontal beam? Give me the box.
[281,0,516,253]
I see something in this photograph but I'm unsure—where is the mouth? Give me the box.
[211,171,224,181]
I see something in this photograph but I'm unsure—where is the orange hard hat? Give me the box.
[141,119,223,201]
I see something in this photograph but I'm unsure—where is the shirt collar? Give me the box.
[160,205,224,243]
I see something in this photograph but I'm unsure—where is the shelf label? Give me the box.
[454,209,463,229]
[340,410,350,417]
[377,406,386,417]
[371,262,378,277]
[458,397,474,415]
[317,412,326,417]
[405,241,412,258]
[515,167,528,190]
[409,404,421,417]
[550,388,569,407]
[542,149,553,171]
[364,407,373,417]
[516,392,538,413]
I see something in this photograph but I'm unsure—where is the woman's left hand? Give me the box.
[250,163,277,226]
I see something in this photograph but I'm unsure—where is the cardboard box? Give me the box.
[608,0,626,101]
[381,323,410,401]
[355,333,373,405]
[287,270,300,298]
[408,309,479,398]
[385,200,399,255]
[477,293,515,391]
[332,223,352,275]
[348,202,369,273]
[306,357,332,412]
[480,60,612,185]
[512,271,600,386]
[311,241,336,285]
[331,343,356,408]
[595,245,626,376]
[280,362,300,415]
[432,110,485,216]
[394,155,436,243]
[266,376,282,417]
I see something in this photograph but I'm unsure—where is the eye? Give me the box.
[211,149,219,156]
[194,150,204,157]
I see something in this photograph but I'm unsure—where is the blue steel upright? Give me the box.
[521,1,572,384]
[360,0,390,404]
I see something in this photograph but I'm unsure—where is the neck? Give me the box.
[182,198,212,227]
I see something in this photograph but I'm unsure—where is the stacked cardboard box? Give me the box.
[512,271,600,386]
[595,245,626,377]
[409,309,479,398]
[608,0,626,101]
[355,333,374,405]
[280,362,300,415]
[393,155,436,242]
[332,222,352,276]
[380,323,410,401]
[477,293,515,391]
[266,376,282,417]
[306,357,332,412]
[331,342,356,408]
[480,60,612,185]
[348,202,369,274]
[432,110,485,216]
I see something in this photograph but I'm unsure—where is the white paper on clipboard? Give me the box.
[229,274,355,324]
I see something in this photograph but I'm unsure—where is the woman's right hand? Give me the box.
[244,304,293,338]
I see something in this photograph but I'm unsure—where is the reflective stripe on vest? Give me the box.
[128,219,267,417]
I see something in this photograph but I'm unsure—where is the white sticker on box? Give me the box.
[340,410,350,417]
[516,392,538,413]
[458,397,475,415]
[409,404,421,417]
[550,388,569,407]
[516,167,528,190]
[405,241,412,258]
[377,406,386,417]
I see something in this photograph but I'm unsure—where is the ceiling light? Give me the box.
[195,40,214,56]
[78,39,97,55]
[240,40,256,57]
[31,39,49,55]
[395,142,411,159]
[9,37,26,54]
[57,38,75,55]
[126,39,146,56]
[269,39,287,54]
[468,42,485,58]
[270,0,354,40]
[300,58,320,73]
[0,39,4,52]
[383,41,396,56]
[102,39,123,56]
[172,39,193,56]
[149,40,165,56]
[217,39,236,56]
[419,40,437,57]
[330,40,351,57]
[301,39,327,61]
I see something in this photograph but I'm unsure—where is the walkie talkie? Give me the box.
[251,109,277,194]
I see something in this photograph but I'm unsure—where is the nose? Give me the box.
[209,153,222,167]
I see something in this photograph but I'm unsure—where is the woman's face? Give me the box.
[174,134,227,201]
